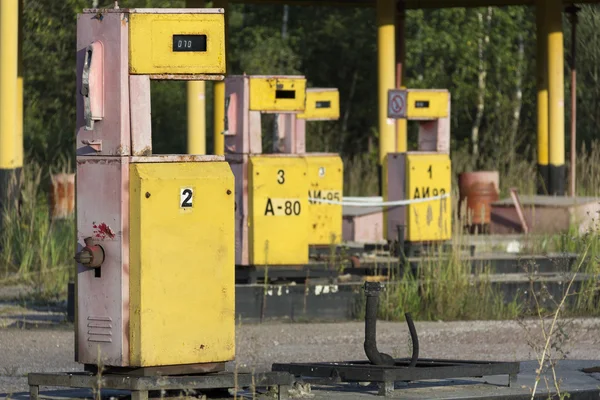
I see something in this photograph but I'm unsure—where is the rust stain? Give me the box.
[134,146,152,156]
[93,222,116,239]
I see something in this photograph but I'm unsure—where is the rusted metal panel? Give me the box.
[83,8,226,14]
[130,155,225,163]
[129,75,152,156]
[147,74,224,81]
[76,13,130,156]
[76,157,130,366]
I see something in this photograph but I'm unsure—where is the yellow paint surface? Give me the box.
[129,162,235,367]
[129,13,225,75]
[406,90,448,119]
[249,156,309,265]
[0,0,18,169]
[298,89,339,120]
[376,0,395,165]
[306,156,343,245]
[406,154,451,242]
[249,77,306,112]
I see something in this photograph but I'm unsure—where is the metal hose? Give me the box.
[405,312,419,367]
[363,282,395,366]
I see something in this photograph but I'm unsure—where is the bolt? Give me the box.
[145,192,151,198]
[227,190,232,195]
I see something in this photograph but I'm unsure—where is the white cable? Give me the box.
[309,194,450,207]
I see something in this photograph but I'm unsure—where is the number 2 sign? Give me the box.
[180,187,194,209]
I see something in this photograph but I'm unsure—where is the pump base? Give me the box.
[84,361,225,376]
[273,358,519,397]
[29,371,294,400]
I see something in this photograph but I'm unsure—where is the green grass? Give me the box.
[2,141,600,318]
[0,163,74,302]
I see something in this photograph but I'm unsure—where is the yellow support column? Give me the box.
[213,0,229,156]
[16,0,23,171]
[186,0,206,155]
[377,0,395,166]
[395,0,407,153]
[546,0,565,195]
[536,0,549,194]
[0,0,20,217]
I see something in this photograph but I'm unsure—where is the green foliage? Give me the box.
[0,163,74,301]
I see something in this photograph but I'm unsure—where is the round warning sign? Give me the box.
[387,90,407,119]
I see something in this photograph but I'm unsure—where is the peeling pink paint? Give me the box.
[93,222,116,239]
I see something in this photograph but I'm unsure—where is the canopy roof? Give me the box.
[232,0,599,8]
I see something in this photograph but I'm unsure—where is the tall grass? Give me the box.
[0,162,74,301]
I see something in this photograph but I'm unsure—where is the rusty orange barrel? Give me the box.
[458,171,499,226]
[49,173,75,220]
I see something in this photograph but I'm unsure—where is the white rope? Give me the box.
[342,196,383,203]
[309,194,450,207]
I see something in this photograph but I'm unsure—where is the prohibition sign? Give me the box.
[391,94,404,114]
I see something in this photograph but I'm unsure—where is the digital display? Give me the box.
[315,101,331,109]
[415,101,430,108]
[172,35,207,52]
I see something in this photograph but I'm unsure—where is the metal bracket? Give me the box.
[82,139,102,152]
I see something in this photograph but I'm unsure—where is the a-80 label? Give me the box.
[308,190,341,204]
[264,198,302,216]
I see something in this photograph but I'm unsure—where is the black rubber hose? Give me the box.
[405,312,419,367]
[363,282,395,366]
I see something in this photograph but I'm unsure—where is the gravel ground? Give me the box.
[1,318,600,397]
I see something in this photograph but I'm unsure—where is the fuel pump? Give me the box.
[74,8,234,372]
[274,88,344,247]
[224,75,310,267]
[383,89,452,253]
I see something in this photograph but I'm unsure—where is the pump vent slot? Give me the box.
[275,90,296,99]
[87,316,113,343]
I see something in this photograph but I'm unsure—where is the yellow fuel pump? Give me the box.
[73,7,234,371]
[383,89,452,250]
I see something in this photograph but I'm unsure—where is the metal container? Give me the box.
[458,171,499,226]
[49,173,75,220]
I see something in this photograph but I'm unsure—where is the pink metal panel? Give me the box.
[226,154,250,266]
[385,153,406,241]
[87,41,104,122]
[294,116,306,153]
[343,213,384,243]
[342,217,355,242]
[76,156,129,366]
[224,76,249,154]
[418,93,450,154]
[248,111,263,154]
[76,12,130,156]
[130,75,152,156]
[491,197,600,235]
[275,114,306,154]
